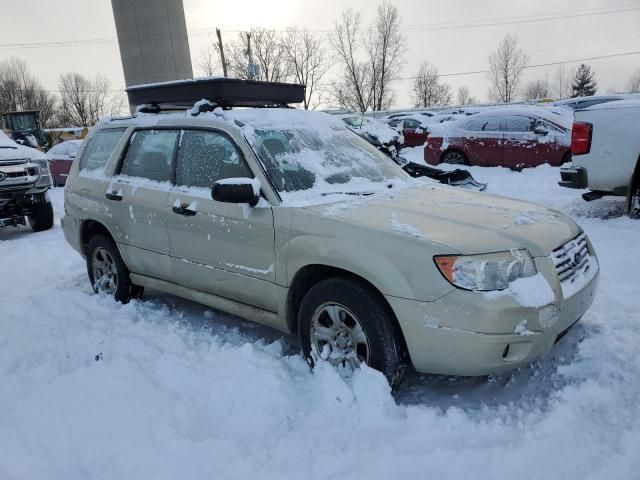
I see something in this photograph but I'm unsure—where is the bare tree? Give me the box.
[197,41,218,77]
[0,57,58,127]
[523,78,551,100]
[329,9,372,112]
[223,28,288,82]
[626,68,640,93]
[487,34,528,103]
[282,28,329,109]
[552,64,574,99]
[456,85,476,105]
[411,62,451,107]
[330,4,405,112]
[58,72,111,127]
[366,2,405,111]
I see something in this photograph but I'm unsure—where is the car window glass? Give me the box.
[176,130,253,189]
[79,128,126,171]
[482,117,501,131]
[404,119,420,129]
[504,116,535,132]
[119,129,178,182]
[388,120,401,128]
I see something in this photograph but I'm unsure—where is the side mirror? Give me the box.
[212,177,260,207]
[533,126,549,135]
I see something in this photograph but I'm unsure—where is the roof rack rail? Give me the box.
[126,77,306,111]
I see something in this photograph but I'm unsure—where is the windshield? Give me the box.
[6,114,37,132]
[249,127,407,199]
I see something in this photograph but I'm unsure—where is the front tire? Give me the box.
[28,202,54,232]
[86,234,142,303]
[298,278,408,386]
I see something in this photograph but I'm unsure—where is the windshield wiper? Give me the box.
[321,191,375,197]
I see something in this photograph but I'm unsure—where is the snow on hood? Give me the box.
[0,131,46,162]
[312,184,580,257]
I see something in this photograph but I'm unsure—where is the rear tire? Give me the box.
[86,234,142,303]
[28,202,54,232]
[629,180,640,219]
[441,150,468,165]
[298,277,408,387]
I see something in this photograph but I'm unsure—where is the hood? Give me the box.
[309,184,580,257]
[0,132,46,163]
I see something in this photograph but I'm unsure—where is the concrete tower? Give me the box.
[111,0,193,87]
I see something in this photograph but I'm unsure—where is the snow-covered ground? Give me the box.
[1,150,639,479]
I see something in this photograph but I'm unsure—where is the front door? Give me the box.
[166,129,277,312]
[105,128,179,281]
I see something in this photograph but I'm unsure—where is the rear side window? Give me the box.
[176,130,253,189]
[79,128,126,171]
[404,119,421,129]
[462,116,500,132]
[119,129,179,182]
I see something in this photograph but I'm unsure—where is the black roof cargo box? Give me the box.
[126,77,306,109]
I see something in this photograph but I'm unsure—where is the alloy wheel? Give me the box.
[91,247,118,295]
[310,302,370,372]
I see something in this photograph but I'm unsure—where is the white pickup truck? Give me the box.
[559,99,640,216]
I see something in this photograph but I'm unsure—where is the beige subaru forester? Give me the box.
[62,106,598,386]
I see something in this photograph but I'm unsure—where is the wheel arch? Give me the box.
[80,219,118,256]
[627,153,640,212]
[286,264,407,354]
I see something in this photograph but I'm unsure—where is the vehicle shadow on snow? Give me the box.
[568,197,629,220]
[139,289,592,412]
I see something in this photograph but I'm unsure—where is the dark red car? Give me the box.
[387,116,431,147]
[46,140,82,186]
[424,108,572,169]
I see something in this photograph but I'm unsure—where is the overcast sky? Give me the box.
[1,0,639,108]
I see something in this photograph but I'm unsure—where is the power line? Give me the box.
[1,4,639,49]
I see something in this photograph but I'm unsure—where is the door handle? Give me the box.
[172,204,197,216]
[105,191,122,201]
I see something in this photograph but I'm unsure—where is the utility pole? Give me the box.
[216,28,227,77]
[246,32,254,80]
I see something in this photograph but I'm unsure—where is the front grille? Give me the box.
[551,232,592,284]
[4,170,26,178]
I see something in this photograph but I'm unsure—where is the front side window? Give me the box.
[504,116,536,133]
[119,129,178,182]
[79,128,126,171]
[175,130,253,189]
[404,119,421,129]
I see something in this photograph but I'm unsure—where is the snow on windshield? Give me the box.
[224,109,408,205]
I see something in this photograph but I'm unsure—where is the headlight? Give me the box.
[434,249,537,291]
[33,159,52,187]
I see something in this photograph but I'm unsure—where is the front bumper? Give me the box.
[387,261,599,376]
[559,166,588,189]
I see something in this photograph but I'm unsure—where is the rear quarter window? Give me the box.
[78,128,126,172]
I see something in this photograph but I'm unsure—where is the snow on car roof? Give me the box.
[223,108,346,136]
[466,105,574,130]
[583,99,640,110]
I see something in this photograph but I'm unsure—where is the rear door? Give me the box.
[458,115,503,165]
[166,128,277,312]
[105,128,179,281]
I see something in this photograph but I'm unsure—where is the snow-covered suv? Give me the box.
[62,82,599,386]
[0,131,54,231]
